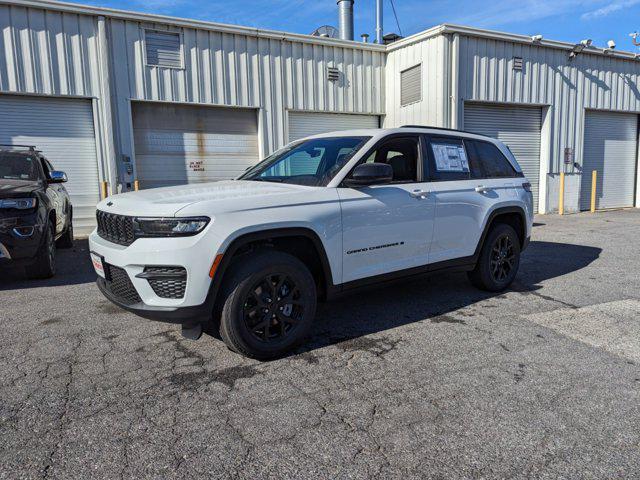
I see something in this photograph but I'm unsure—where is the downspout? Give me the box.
[450,33,460,129]
[96,16,118,195]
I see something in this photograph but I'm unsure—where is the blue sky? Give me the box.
[85,0,640,52]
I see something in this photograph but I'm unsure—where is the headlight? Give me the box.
[0,198,37,210]
[133,217,210,237]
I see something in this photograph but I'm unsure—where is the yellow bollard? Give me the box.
[134,180,140,191]
[590,170,597,213]
[558,172,565,215]
[100,181,108,200]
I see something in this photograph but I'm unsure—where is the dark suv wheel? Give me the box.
[25,221,56,279]
[218,250,317,360]
[468,223,520,292]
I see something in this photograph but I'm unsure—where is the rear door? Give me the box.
[425,135,520,264]
[338,135,436,283]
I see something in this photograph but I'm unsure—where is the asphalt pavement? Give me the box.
[1,210,640,479]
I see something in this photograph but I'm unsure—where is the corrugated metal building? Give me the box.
[1,0,639,233]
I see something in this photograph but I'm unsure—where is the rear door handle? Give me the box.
[410,189,430,199]
[475,185,491,193]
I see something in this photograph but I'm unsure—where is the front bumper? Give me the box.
[0,211,45,265]
[89,227,225,323]
[96,277,212,324]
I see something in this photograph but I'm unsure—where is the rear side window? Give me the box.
[465,140,518,178]
[426,137,470,182]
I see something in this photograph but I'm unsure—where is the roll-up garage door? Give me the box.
[580,111,638,210]
[464,103,542,211]
[132,103,259,189]
[0,94,100,235]
[288,112,380,142]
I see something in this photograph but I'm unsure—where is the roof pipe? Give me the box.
[337,0,354,41]
[375,0,383,44]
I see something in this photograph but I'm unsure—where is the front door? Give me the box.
[338,135,436,283]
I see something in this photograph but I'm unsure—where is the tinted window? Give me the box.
[426,137,470,182]
[362,136,420,183]
[466,140,518,178]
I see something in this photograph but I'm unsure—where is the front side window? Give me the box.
[0,153,41,181]
[465,140,518,178]
[240,136,370,186]
[362,136,420,183]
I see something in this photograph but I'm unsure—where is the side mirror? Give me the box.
[49,171,68,183]
[344,163,393,187]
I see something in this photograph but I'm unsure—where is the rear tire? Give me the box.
[25,221,56,279]
[57,217,73,249]
[218,250,317,360]
[467,223,520,292]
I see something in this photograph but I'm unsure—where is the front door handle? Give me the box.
[475,185,491,193]
[410,189,430,199]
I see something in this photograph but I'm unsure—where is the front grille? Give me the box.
[144,266,187,299]
[96,210,135,246]
[104,264,142,305]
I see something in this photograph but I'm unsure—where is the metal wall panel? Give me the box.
[132,102,259,189]
[0,94,100,233]
[385,35,447,128]
[580,111,638,210]
[109,19,385,158]
[458,35,640,175]
[464,103,542,210]
[288,112,379,142]
[0,4,100,96]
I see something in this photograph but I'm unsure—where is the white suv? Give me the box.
[89,127,533,359]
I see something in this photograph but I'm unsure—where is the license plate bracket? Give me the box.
[90,252,108,280]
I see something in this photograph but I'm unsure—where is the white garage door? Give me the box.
[580,111,638,210]
[464,103,542,211]
[132,103,259,189]
[288,112,379,142]
[0,95,100,234]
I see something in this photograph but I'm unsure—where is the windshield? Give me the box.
[0,153,41,181]
[239,136,370,186]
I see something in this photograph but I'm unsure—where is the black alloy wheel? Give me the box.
[489,233,516,282]
[242,273,306,342]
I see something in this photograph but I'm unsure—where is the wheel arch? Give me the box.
[206,227,336,312]
[475,206,528,258]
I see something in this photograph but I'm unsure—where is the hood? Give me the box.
[96,180,318,217]
[0,179,42,198]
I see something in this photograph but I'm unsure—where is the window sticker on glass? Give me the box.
[432,143,470,172]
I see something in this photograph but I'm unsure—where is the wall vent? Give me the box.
[400,64,422,106]
[145,30,182,68]
[513,57,524,71]
[327,67,340,82]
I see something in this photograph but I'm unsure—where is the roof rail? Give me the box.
[0,144,38,152]
[400,125,470,133]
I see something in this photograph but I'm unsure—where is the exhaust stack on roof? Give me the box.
[375,0,383,44]
[337,0,354,41]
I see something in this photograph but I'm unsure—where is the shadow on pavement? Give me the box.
[0,239,96,290]
[291,240,602,356]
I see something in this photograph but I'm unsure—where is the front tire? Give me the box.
[218,250,317,360]
[25,221,56,279]
[468,223,520,292]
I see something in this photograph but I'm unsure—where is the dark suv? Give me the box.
[0,145,73,279]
